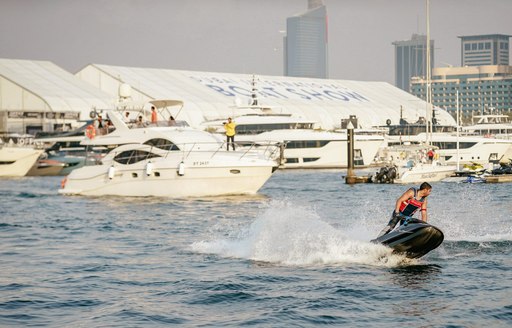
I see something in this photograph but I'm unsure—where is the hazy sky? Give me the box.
[1,0,511,84]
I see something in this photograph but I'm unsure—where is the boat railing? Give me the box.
[95,140,282,167]
[127,120,189,129]
[208,140,282,162]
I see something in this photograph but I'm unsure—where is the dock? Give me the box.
[485,175,512,183]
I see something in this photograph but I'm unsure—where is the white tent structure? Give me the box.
[0,59,115,134]
[76,63,457,130]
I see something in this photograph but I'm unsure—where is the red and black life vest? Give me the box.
[398,188,425,217]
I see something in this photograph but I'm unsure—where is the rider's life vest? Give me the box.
[398,188,425,217]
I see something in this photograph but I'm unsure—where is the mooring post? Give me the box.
[345,121,356,184]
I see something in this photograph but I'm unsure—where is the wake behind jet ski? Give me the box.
[372,216,444,259]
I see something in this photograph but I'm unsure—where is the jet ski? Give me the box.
[372,218,444,259]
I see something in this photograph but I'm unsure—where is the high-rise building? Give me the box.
[392,34,434,92]
[284,0,328,79]
[410,65,512,118]
[459,34,510,66]
[411,34,512,118]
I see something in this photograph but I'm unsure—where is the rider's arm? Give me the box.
[420,199,428,221]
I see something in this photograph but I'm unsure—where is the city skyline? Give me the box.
[0,0,511,84]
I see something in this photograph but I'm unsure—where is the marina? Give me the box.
[1,171,511,327]
[1,0,511,326]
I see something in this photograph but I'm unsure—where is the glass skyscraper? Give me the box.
[392,34,434,92]
[284,0,328,79]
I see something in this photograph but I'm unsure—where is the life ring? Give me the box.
[85,124,96,139]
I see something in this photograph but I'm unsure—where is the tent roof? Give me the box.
[0,58,114,113]
[81,63,457,129]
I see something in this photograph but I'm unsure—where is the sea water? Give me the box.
[0,171,511,327]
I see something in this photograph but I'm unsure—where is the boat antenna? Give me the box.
[250,75,259,106]
[425,0,432,146]
[456,90,460,171]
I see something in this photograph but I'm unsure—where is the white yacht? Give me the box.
[384,145,456,184]
[202,114,385,169]
[387,132,512,166]
[59,109,280,197]
[461,113,512,140]
[395,162,456,184]
[0,136,43,177]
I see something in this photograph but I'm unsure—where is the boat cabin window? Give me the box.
[144,138,180,151]
[285,140,330,149]
[114,150,161,165]
[431,141,477,149]
[236,123,314,135]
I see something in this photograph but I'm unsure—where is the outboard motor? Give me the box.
[374,165,397,183]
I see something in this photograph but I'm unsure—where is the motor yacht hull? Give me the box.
[27,159,66,176]
[0,146,43,177]
[387,133,512,166]
[59,157,276,197]
[246,130,384,169]
[395,163,456,184]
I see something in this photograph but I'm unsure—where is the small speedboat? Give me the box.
[372,218,444,259]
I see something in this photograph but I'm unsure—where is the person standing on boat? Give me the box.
[223,117,236,151]
[151,106,158,125]
[376,182,432,238]
[427,149,435,163]
[96,114,104,135]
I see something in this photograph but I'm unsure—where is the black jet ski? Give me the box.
[372,218,444,259]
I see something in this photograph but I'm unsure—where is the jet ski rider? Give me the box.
[377,182,432,237]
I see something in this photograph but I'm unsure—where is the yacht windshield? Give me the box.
[144,138,180,151]
[114,150,161,165]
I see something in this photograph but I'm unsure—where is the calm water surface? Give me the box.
[1,170,511,327]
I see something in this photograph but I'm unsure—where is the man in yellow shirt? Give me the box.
[223,117,236,151]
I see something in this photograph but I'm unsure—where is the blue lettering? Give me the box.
[323,90,350,101]
[343,91,369,101]
[286,88,311,100]
[205,84,235,97]
[228,86,252,97]
[300,88,331,100]
[260,87,288,99]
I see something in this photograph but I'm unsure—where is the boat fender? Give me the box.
[145,161,153,176]
[177,161,185,176]
[108,165,115,180]
[60,177,67,189]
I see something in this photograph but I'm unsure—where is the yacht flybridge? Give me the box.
[59,103,280,197]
